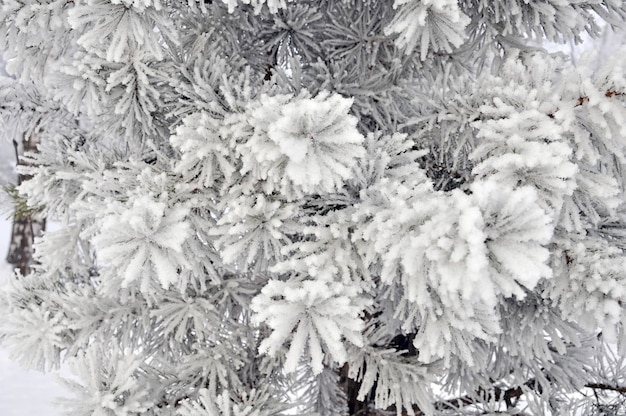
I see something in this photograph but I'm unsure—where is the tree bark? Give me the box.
[339,363,371,415]
[6,134,45,276]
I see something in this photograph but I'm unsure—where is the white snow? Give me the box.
[0,137,67,416]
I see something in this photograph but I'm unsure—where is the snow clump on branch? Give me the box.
[238,91,366,196]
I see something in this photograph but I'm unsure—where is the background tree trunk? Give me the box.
[6,134,45,275]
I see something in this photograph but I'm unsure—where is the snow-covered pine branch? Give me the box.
[1,1,626,415]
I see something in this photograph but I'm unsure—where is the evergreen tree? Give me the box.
[1,1,626,414]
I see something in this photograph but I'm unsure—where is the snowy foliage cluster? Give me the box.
[1,0,626,415]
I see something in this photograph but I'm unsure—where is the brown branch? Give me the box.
[433,380,626,413]
[434,378,542,412]
[575,90,624,108]
[585,383,626,395]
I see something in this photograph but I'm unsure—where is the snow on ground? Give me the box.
[0,347,65,416]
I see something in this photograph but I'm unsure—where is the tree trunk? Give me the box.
[6,134,45,276]
[340,362,426,416]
